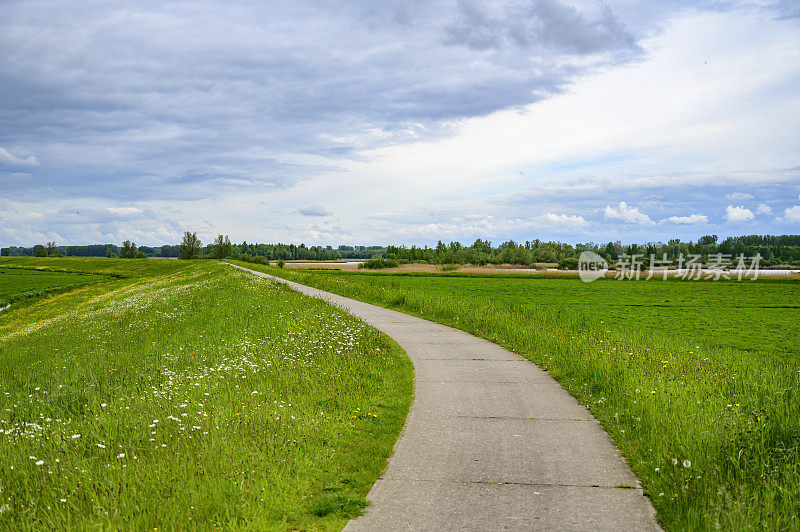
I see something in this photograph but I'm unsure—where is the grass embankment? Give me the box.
[0,258,412,530]
[241,263,800,530]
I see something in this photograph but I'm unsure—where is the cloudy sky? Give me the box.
[2,0,799,247]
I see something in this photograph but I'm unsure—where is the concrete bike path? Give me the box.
[230,264,660,531]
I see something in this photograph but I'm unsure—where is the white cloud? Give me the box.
[663,214,708,224]
[538,212,588,229]
[297,205,332,217]
[106,207,143,217]
[756,203,772,215]
[725,205,754,222]
[0,172,32,183]
[603,202,654,225]
[0,147,39,166]
[0,199,184,246]
[352,9,800,197]
[379,212,589,240]
[725,192,754,201]
[784,205,800,223]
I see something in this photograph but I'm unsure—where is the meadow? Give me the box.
[245,263,800,530]
[0,258,412,530]
[0,266,111,307]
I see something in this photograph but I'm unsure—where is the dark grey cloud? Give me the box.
[0,0,646,202]
[444,0,638,54]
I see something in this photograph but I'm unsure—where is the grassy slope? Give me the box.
[0,256,183,277]
[0,258,412,530]
[248,264,800,531]
[0,267,111,306]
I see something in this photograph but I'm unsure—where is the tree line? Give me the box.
[1,243,181,258]
[1,233,385,261]
[384,235,800,267]
[4,234,799,266]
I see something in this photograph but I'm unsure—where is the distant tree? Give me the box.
[471,239,492,254]
[535,247,557,263]
[558,257,579,270]
[158,244,180,258]
[120,240,138,259]
[276,259,285,268]
[46,241,57,256]
[179,232,203,259]
[34,244,47,257]
[105,246,118,258]
[210,234,234,259]
[698,235,718,246]
[136,250,146,259]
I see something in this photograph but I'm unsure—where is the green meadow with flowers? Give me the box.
[249,263,800,531]
[0,257,412,530]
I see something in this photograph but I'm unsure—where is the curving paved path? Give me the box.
[230,264,660,531]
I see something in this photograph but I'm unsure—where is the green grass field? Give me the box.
[0,258,412,530]
[247,263,800,530]
[0,266,111,307]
